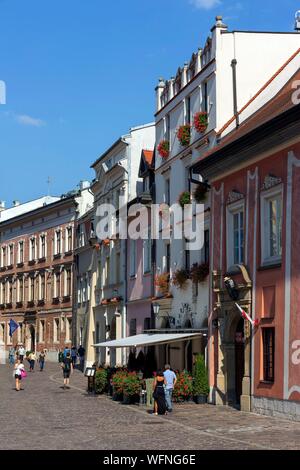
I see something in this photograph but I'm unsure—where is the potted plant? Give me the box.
[172,268,190,290]
[111,370,128,401]
[122,372,141,404]
[157,140,170,159]
[193,111,208,134]
[95,368,108,394]
[155,272,170,295]
[178,191,191,208]
[173,371,193,402]
[190,262,209,283]
[177,124,191,146]
[193,354,209,404]
[193,182,208,203]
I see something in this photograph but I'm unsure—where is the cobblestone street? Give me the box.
[1,363,300,450]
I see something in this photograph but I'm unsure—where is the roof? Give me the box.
[193,66,300,172]
[218,47,300,137]
[0,196,60,223]
[138,149,155,178]
[142,149,154,168]
[93,332,205,348]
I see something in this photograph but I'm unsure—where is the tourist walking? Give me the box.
[29,351,36,372]
[163,364,177,412]
[63,346,71,358]
[8,346,16,366]
[77,345,85,371]
[39,350,46,371]
[61,351,73,389]
[13,358,26,391]
[152,370,168,415]
[71,346,77,367]
[18,345,25,363]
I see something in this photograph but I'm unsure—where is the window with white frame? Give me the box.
[39,274,46,301]
[226,202,245,268]
[17,277,24,303]
[143,231,151,274]
[64,269,72,297]
[29,276,35,302]
[53,318,59,342]
[261,188,282,264]
[54,272,60,298]
[185,96,191,125]
[77,277,82,304]
[66,227,73,253]
[18,241,24,264]
[1,281,5,304]
[6,322,12,345]
[39,320,45,343]
[1,246,6,267]
[29,237,36,261]
[129,239,137,277]
[165,114,171,143]
[55,230,62,255]
[8,244,14,266]
[39,234,46,259]
[7,279,13,304]
[105,256,110,286]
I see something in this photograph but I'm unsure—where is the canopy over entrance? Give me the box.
[93,332,205,348]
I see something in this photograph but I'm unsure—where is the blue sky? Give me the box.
[0,0,298,205]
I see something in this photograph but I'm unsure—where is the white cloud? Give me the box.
[189,0,221,10]
[15,114,45,127]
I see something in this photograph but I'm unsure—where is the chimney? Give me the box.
[79,181,90,191]
[0,201,5,212]
[211,15,228,32]
[13,200,20,207]
[155,77,165,112]
[181,63,189,88]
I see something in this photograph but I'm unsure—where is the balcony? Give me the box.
[16,262,24,268]
[16,301,23,308]
[5,302,13,309]
[52,297,60,305]
[27,300,35,308]
[62,295,71,303]
[53,253,62,260]
[37,299,45,306]
[38,257,46,263]
[28,259,36,266]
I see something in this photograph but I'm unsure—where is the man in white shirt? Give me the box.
[18,345,25,363]
[163,364,177,412]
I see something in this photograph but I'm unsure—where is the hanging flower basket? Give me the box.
[155,273,170,295]
[178,191,191,208]
[172,268,190,289]
[177,124,191,146]
[157,140,170,159]
[193,183,208,203]
[190,262,209,283]
[194,111,208,134]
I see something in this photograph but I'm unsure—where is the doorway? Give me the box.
[234,318,245,406]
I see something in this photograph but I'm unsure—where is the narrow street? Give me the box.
[1,363,299,450]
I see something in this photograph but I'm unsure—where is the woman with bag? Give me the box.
[13,358,26,391]
[152,370,168,415]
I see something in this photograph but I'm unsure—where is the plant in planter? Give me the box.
[172,268,190,290]
[122,372,141,404]
[111,370,128,401]
[95,368,108,394]
[157,140,170,159]
[193,182,208,203]
[155,272,170,295]
[177,124,191,147]
[193,354,209,404]
[193,111,208,134]
[173,371,193,402]
[178,191,191,208]
[190,262,209,283]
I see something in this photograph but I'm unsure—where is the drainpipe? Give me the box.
[231,59,239,128]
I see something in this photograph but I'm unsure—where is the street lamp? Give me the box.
[153,303,160,317]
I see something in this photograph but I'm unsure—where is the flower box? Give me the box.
[190,263,209,283]
[157,140,170,159]
[177,124,191,146]
[172,268,190,290]
[193,111,208,134]
[178,191,191,208]
[155,273,170,295]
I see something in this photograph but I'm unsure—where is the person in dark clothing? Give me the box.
[77,345,85,371]
[71,346,77,367]
[152,370,167,415]
[61,352,73,389]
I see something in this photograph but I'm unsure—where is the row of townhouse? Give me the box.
[0,184,93,360]
[74,16,300,420]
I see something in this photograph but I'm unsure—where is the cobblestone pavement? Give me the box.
[1,363,300,450]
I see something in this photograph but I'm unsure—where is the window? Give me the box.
[8,244,14,266]
[55,230,62,255]
[66,318,72,343]
[129,240,137,277]
[143,233,151,274]
[105,256,110,285]
[0,323,5,343]
[54,272,60,298]
[203,82,208,113]
[1,246,6,267]
[65,269,72,297]
[18,241,24,264]
[185,239,190,270]
[163,243,171,273]
[30,277,35,302]
[165,179,170,206]
[54,318,59,342]
[29,238,36,261]
[40,235,46,259]
[66,227,73,253]
[165,114,171,142]
[78,225,85,248]
[82,278,87,303]
[261,190,282,264]
[77,277,82,304]
[144,317,151,331]
[116,252,121,284]
[185,96,191,125]
[17,277,24,303]
[129,319,137,337]
[227,204,244,268]
[39,274,46,301]
[8,280,12,304]
[1,282,5,305]
[262,328,275,382]
[39,320,45,343]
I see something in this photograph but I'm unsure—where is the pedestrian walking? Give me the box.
[163,364,177,412]
[39,350,46,371]
[13,358,26,391]
[152,370,168,416]
[18,345,25,363]
[71,346,77,368]
[63,346,71,358]
[61,351,73,389]
[29,351,36,372]
[77,345,85,371]
[8,346,16,366]
[58,349,64,363]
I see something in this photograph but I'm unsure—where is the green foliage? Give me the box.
[193,354,209,396]
[95,368,108,394]
[123,372,141,397]
[111,370,128,394]
[173,370,193,402]
[178,191,191,208]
